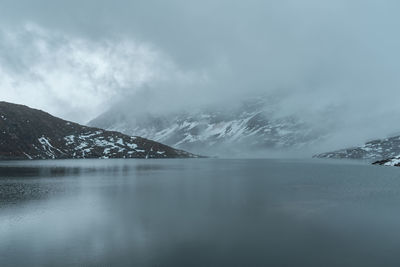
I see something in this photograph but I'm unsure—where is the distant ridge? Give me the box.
[314,135,400,162]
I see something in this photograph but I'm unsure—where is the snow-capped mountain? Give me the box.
[89,97,326,156]
[315,135,400,161]
[0,102,198,160]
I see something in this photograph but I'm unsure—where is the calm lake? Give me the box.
[1,159,400,266]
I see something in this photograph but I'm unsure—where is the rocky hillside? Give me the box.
[0,102,199,160]
[373,157,400,167]
[89,97,326,156]
[314,135,400,161]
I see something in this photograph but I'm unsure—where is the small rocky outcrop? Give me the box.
[372,157,400,167]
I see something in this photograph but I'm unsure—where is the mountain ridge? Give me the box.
[0,101,199,160]
[314,134,400,161]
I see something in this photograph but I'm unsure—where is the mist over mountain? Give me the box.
[1,1,400,156]
[89,95,333,157]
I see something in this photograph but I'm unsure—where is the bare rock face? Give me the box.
[0,102,200,160]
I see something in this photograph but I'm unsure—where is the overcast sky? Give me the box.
[1,0,400,148]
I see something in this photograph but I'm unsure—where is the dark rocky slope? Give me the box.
[372,157,400,167]
[0,102,199,160]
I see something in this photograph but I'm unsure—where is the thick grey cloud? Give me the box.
[1,0,400,150]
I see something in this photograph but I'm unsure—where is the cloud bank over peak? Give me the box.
[1,0,400,151]
[0,23,206,122]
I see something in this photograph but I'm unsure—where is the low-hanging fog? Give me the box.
[1,0,400,155]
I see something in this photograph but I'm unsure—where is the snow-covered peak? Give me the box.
[89,97,326,156]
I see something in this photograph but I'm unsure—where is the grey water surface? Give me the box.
[1,159,400,267]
